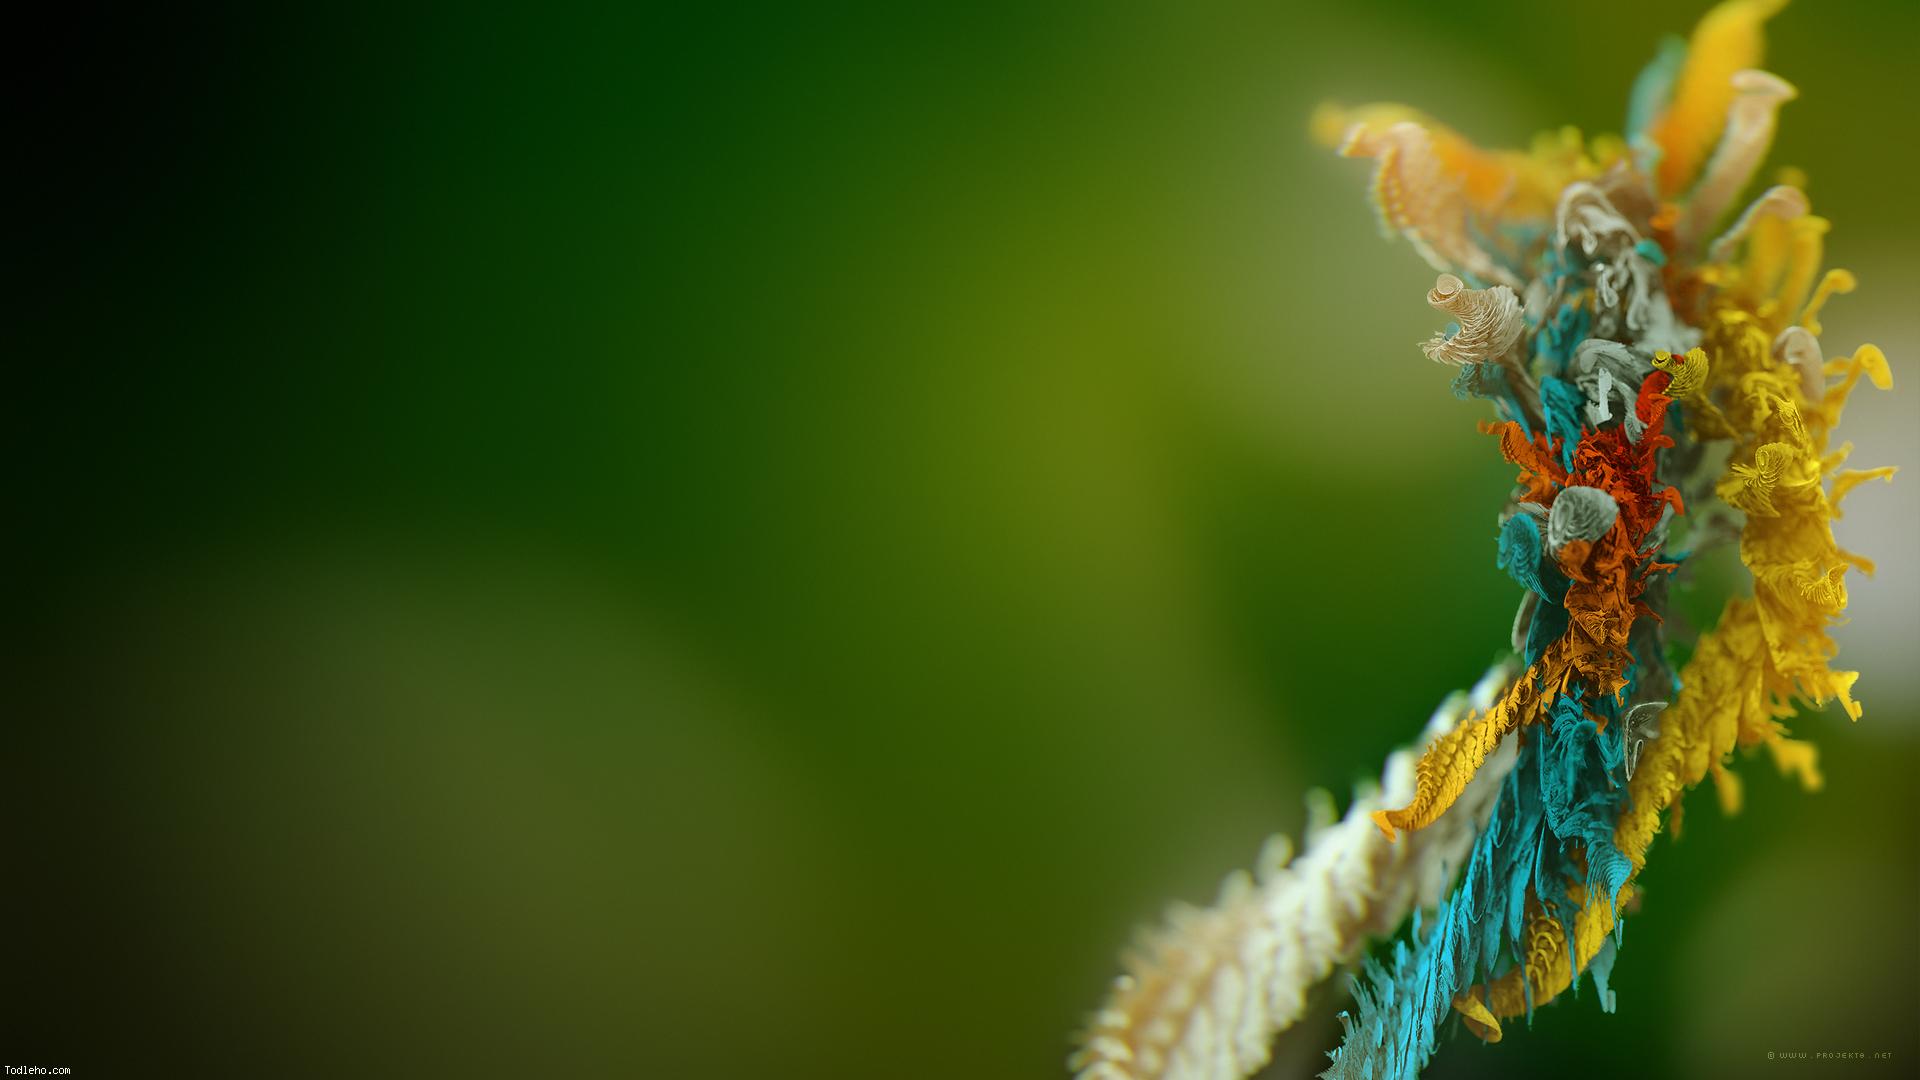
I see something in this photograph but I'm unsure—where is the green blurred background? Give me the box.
[12,2,1918,1076]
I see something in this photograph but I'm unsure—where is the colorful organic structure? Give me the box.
[1071,3,1893,1077]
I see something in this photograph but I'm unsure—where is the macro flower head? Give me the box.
[1073,2,1895,1077]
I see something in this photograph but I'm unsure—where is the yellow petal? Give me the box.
[1649,0,1791,196]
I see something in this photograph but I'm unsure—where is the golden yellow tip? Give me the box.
[1309,102,1350,147]
[1369,810,1398,842]
[1453,990,1503,1042]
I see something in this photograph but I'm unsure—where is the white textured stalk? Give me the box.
[1069,661,1521,1080]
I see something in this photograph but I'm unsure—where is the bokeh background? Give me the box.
[12,2,1918,1077]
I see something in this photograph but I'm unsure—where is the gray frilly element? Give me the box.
[1509,502,1549,547]
[1554,183,1694,347]
[1068,663,1522,1080]
[1591,161,1660,235]
[1421,274,1524,366]
[1570,339,1653,442]
[1505,501,1549,527]
[1621,702,1666,781]
[1546,486,1620,553]
[1773,324,1825,403]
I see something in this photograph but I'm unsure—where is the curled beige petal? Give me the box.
[1678,70,1797,251]
[1707,184,1808,264]
[1339,121,1521,289]
[1422,274,1525,365]
[1070,662,1520,1080]
[1772,325,1824,403]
